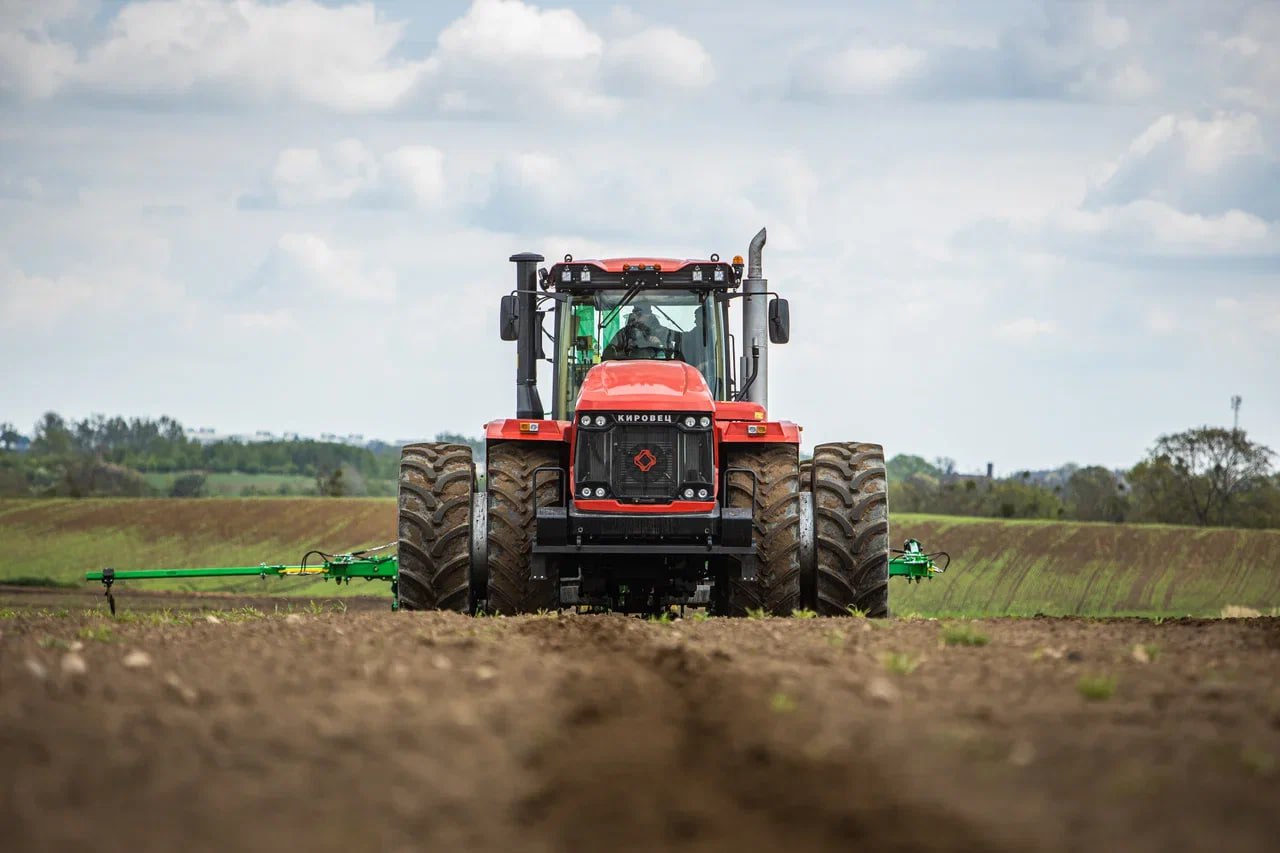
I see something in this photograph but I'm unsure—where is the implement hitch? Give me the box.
[87,546,401,614]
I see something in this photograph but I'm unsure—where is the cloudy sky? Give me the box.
[1,0,1277,472]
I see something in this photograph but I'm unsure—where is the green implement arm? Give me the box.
[86,549,401,614]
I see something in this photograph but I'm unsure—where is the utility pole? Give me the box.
[1231,395,1242,432]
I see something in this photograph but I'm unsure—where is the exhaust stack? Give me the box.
[509,252,545,420]
[740,227,769,409]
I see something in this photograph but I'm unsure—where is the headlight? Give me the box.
[682,488,695,499]
[579,414,590,426]
[699,416,711,428]
[580,487,591,498]
[594,415,606,426]
[684,416,696,428]
[697,488,708,499]
[595,487,607,498]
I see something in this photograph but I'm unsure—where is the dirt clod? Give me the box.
[866,676,900,705]
[59,651,86,676]
[122,649,152,669]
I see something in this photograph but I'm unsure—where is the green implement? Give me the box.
[86,548,401,614]
[87,538,948,614]
[888,539,949,583]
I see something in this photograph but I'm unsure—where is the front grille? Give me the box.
[610,425,677,500]
[578,513,712,540]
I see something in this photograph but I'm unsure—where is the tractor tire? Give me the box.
[485,442,561,615]
[397,443,475,611]
[723,444,801,616]
[811,442,890,617]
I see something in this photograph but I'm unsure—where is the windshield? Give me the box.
[556,289,725,416]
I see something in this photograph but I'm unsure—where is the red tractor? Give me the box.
[397,228,889,617]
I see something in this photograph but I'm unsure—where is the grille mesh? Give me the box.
[610,425,677,500]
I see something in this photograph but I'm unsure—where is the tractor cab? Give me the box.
[501,254,788,420]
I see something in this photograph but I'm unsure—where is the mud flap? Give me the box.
[469,490,488,611]
[799,491,815,610]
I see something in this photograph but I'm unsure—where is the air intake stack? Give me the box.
[509,252,545,419]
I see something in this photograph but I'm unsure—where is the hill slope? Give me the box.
[889,515,1280,616]
[1,500,1276,615]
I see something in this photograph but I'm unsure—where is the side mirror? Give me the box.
[768,297,790,344]
[499,294,518,341]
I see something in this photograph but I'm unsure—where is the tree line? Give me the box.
[1,413,1275,529]
[0,413,403,498]
[889,426,1278,529]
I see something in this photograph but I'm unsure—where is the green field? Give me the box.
[0,498,395,598]
[1,499,1277,615]
[890,514,1280,617]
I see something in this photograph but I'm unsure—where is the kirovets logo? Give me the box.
[633,448,658,472]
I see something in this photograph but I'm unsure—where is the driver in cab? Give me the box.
[604,302,677,360]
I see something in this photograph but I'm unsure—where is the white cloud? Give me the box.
[1088,112,1278,219]
[791,44,925,97]
[996,317,1054,341]
[381,146,446,207]
[1,0,715,115]
[1046,201,1276,257]
[1145,308,1177,334]
[471,146,823,248]
[603,26,715,94]
[0,256,97,330]
[0,29,77,97]
[969,109,1280,262]
[0,0,96,31]
[1212,292,1280,335]
[270,140,379,206]
[427,0,611,115]
[246,140,446,209]
[272,232,397,303]
[789,0,1156,102]
[0,229,177,331]
[73,0,430,111]
[1203,4,1280,113]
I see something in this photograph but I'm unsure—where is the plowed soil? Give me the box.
[3,602,1278,852]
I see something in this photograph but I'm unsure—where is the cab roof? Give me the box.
[545,256,741,290]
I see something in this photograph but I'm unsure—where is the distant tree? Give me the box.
[0,422,22,451]
[1130,427,1274,527]
[316,466,345,497]
[986,478,1064,519]
[1065,466,1128,522]
[31,412,73,456]
[933,456,957,478]
[1231,475,1280,529]
[338,463,367,496]
[435,432,485,462]
[887,454,941,482]
[170,472,208,498]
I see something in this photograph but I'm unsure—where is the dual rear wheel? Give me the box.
[397,440,888,616]
[396,441,559,614]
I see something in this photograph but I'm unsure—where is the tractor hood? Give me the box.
[575,361,714,413]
